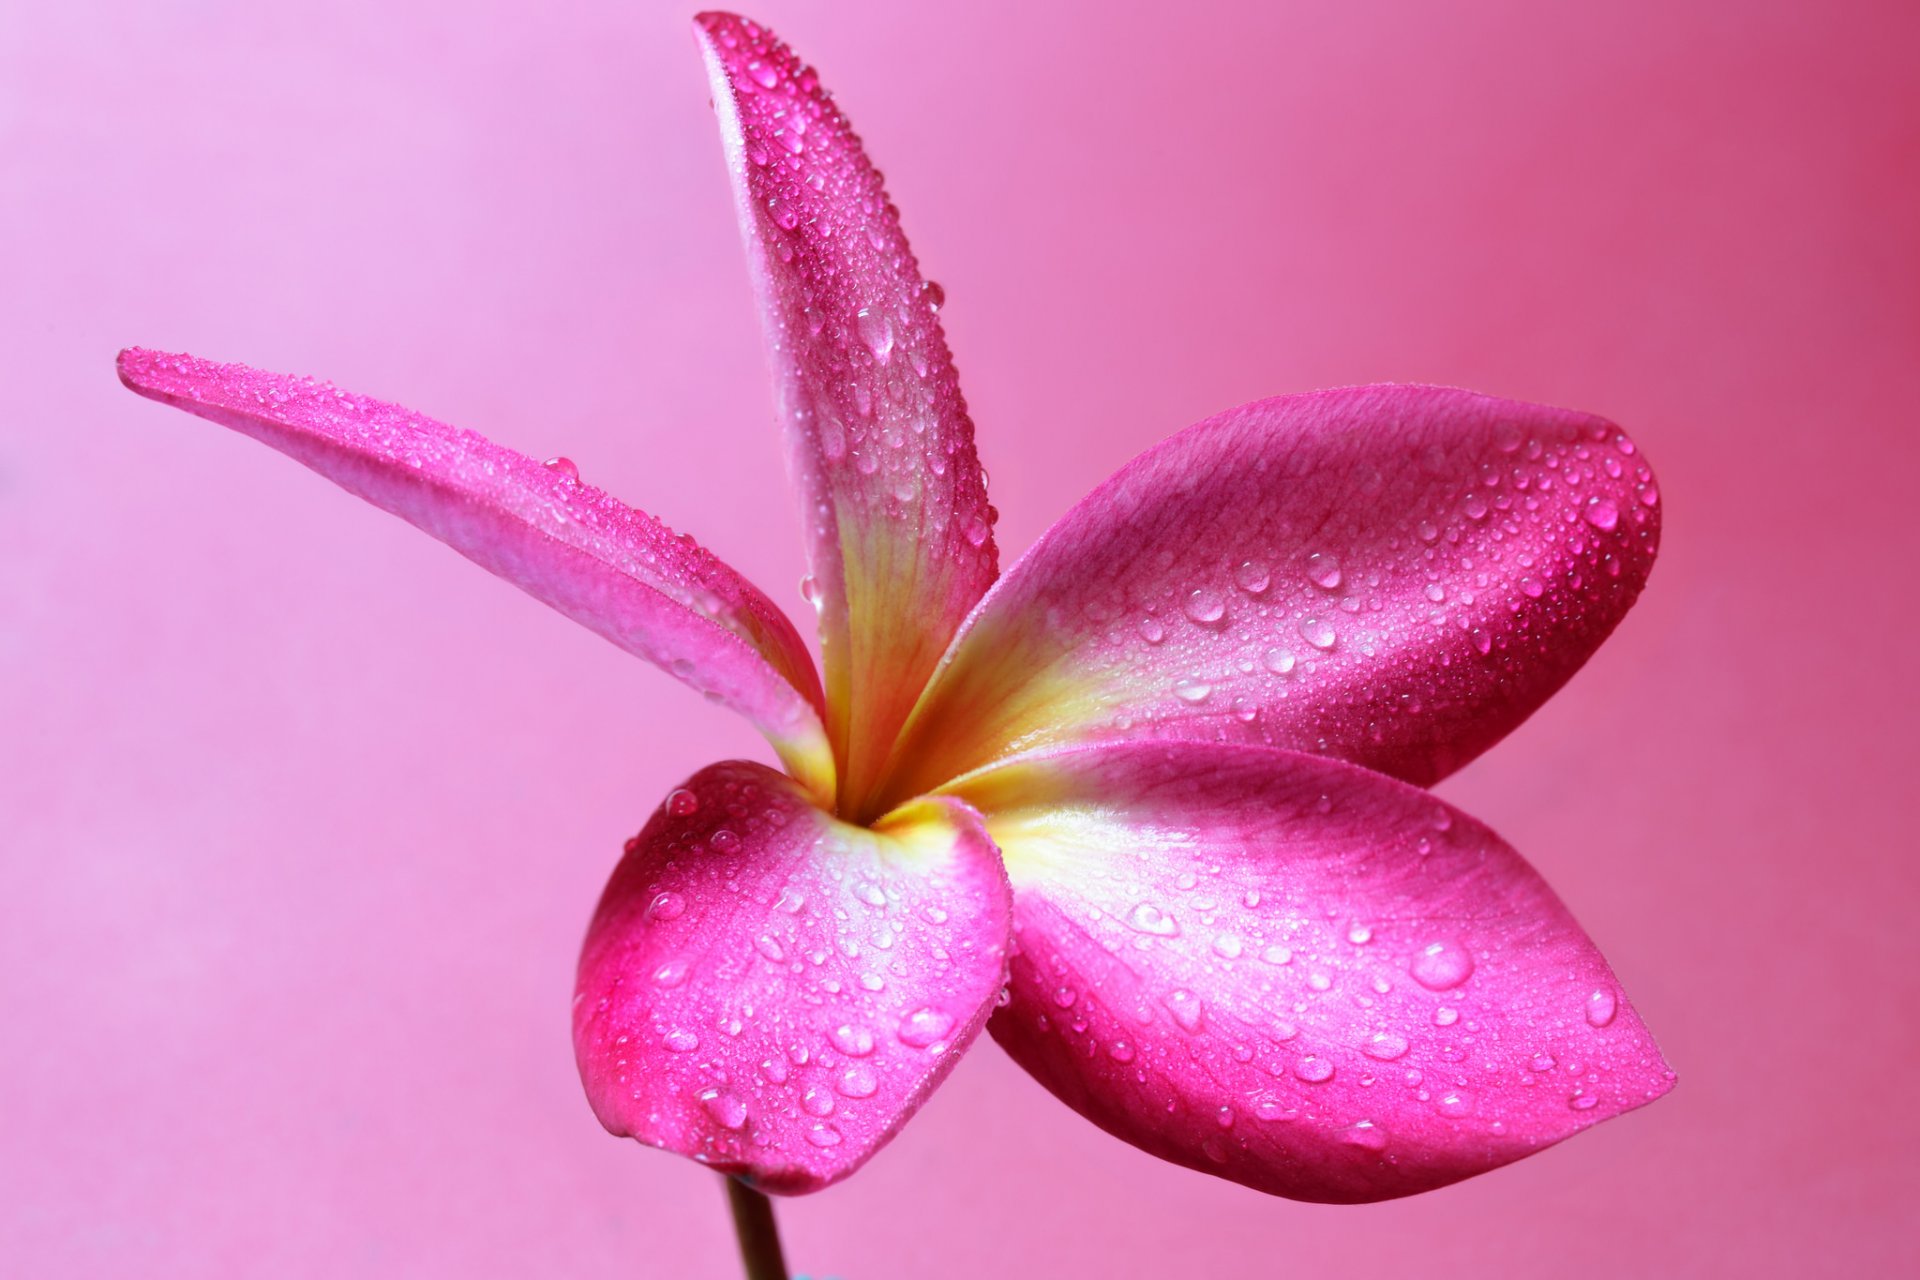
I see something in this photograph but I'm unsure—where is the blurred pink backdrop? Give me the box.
[4,0,1916,1275]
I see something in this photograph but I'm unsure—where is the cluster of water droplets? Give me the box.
[998,791,1662,1172]
[1072,411,1658,771]
[579,762,1003,1168]
[708,14,996,580]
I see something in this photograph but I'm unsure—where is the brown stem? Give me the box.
[723,1175,789,1280]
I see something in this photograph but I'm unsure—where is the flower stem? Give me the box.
[723,1175,789,1280]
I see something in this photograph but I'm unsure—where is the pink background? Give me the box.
[4,0,1916,1274]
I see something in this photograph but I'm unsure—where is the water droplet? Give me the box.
[1584,498,1620,531]
[652,958,689,987]
[1262,647,1296,676]
[856,308,894,363]
[804,1123,843,1147]
[801,1084,835,1117]
[1531,1052,1557,1072]
[1341,1121,1388,1150]
[962,514,990,547]
[1138,616,1166,644]
[1293,1055,1335,1084]
[1299,617,1337,650]
[1173,678,1212,704]
[1306,552,1343,590]
[663,1029,700,1053]
[1410,940,1475,990]
[1234,561,1272,594]
[1569,1091,1599,1111]
[1433,1006,1460,1027]
[699,1088,748,1130]
[1348,924,1374,945]
[1585,987,1618,1027]
[1127,903,1181,936]
[830,1024,876,1057]
[754,935,785,963]
[543,456,579,481]
[797,575,824,609]
[710,828,740,854]
[1184,588,1227,625]
[1212,934,1244,959]
[1163,988,1205,1032]
[665,789,700,817]
[1108,1039,1136,1062]
[1436,1091,1471,1118]
[647,892,687,921]
[1260,945,1293,965]
[898,1006,955,1048]
[921,280,946,311]
[1493,422,1524,453]
[1365,1032,1409,1061]
[836,1064,879,1098]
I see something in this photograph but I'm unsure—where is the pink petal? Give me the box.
[695,12,998,813]
[574,760,1011,1193]
[876,386,1659,808]
[118,348,835,799]
[949,741,1673,1203]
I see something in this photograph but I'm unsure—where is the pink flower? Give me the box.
[118,10,1670,1205]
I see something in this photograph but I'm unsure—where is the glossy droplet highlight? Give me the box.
[1163,988,1205,1032]
[898,1006,955,1048]
[1299,617,1337,650]
[1184,588,1227,624]
[1127,903,1181,936]
[699,1088,748,1131]
[1585,986,1619,1027]
[543,456,579,481]
[1305,552,1343,590]
[830,1024,876,1057]
[1410,939,1475,990]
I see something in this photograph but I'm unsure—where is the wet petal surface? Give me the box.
[697,12,999,812]
[574,760,1011,1193]
[879,385,1658,809]
[947,741,1674,1202]
[119,348,834,798]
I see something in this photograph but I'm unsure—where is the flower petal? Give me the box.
[574,760,1011,1193]
[944,741,1673,1203]
[695,12,999,812]
[877,386,1658,809]
[118,348,834,799]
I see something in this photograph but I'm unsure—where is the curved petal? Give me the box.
[118,348,834,799]
[876,386,1659,811]
[695,12,999,813]
[942,741,1673,1204]
[573,760,1011,1193]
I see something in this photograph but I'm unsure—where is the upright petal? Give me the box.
[118,349,834,799]
[696,12,998,814]
[574,760,1011,1193]
[944,741,1672,1203]
[876,386,1658,811]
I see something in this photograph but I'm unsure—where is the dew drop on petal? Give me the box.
[830,1024,876,1057]
[1184,588,1227,625]
[699,1088,749,1131]
[898,1006,955,1048]
[1410,940,1475,990]
[1163,988,1205,1032]
[1127,903,1181,936]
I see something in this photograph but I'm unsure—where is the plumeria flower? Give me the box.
[119,8,1671,1219]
